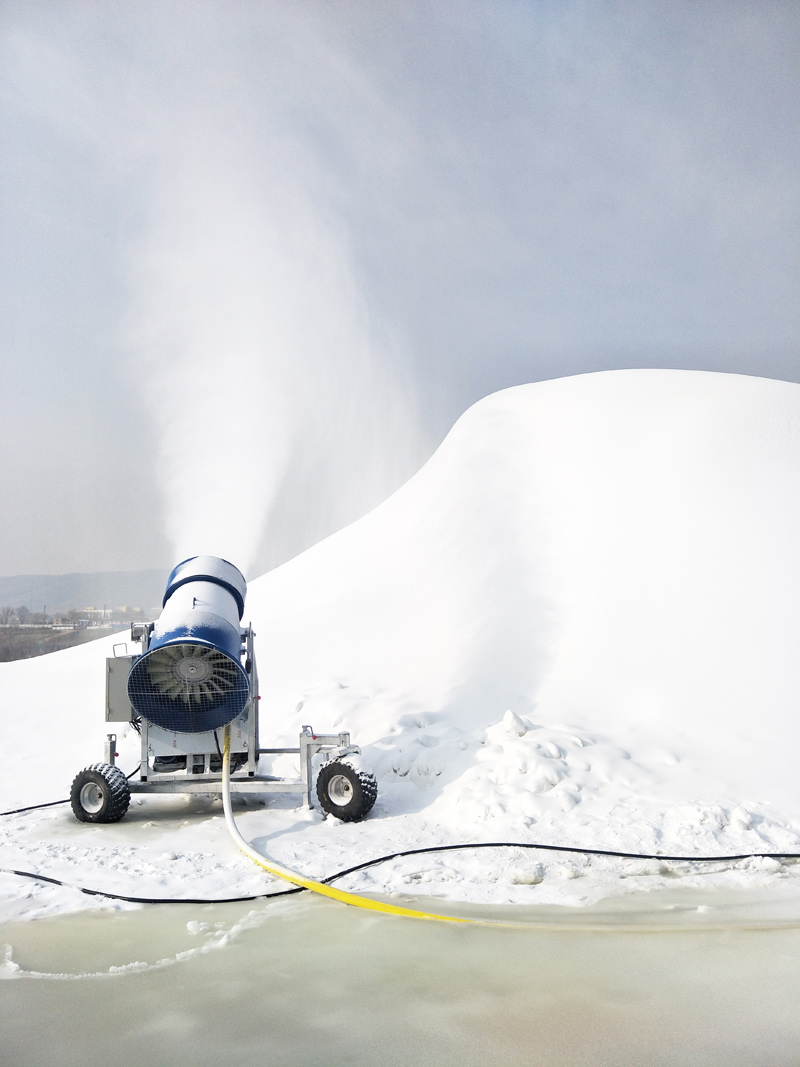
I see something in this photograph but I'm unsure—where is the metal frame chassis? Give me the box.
[106,624,359,809]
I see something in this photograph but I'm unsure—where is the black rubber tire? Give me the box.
[316,761,377,822]
[70,763,131,823]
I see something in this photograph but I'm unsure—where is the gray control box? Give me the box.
[105,655,136,722]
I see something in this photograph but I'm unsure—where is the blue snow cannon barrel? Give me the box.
[127,556,251,733]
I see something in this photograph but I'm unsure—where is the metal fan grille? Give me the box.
[128,643,250,732]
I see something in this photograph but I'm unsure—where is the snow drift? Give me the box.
[251,369,800,809]
[2,369,800,918]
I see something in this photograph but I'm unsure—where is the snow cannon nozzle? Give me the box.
[127,556,250,733]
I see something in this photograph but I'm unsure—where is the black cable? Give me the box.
[4,780,800,903]
[0,798,69,817]
[0,866,302,904]
[326,840,800,873]
[2,840,800,907]
[9,781,797,872]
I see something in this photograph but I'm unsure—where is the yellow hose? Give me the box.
[221,726,474,923]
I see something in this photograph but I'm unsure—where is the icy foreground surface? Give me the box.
[2,369,800,920]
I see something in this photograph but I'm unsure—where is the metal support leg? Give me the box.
[104,734,117,766]
[300,729,314,809]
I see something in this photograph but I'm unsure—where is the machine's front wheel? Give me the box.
[70,764,131,823]
[316,761,377,822]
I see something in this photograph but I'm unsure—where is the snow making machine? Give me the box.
[70,556,377,824]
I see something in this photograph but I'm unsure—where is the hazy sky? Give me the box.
[1,0,798,578]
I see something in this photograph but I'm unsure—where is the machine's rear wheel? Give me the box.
[316,761,377,822]
[70,764,131,823]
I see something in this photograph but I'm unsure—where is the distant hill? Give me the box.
[0,570,167,615]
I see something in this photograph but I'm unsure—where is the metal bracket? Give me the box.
[298,726,358,809]
[255,727,359,808]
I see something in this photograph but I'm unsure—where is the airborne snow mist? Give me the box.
[1,2,797,575]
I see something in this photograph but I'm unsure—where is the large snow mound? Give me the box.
[252,369,800,805]
[3,369,800,919]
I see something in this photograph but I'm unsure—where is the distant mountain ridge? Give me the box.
[0,570,167,615]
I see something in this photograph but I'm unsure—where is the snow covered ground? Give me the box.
[2,368,800,922]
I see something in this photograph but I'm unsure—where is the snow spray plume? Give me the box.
[123,9,425,577]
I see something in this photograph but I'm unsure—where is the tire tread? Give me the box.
[70,763,131,823]
[316,761,378,822]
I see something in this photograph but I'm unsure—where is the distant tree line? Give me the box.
[0,605,49,625]
[0,624,122,662]
[0,604,144,662]
[0,605,148,627]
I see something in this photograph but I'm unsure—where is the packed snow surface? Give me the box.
[3,369,800,921]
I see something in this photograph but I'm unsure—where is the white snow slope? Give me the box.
[3,369,800,920]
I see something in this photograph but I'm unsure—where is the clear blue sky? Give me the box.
[1,0,798,577]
